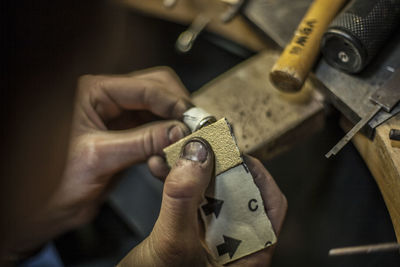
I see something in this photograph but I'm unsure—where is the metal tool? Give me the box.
[329,242,400,256]
[176,14,211,53]
[269,0,347,93]
[390,128,400,148]
[389,129,400,141]
[243,0,400,134]
[326,68,400,158]
[321,0,400,73]
[369,103,400,129]
[174,0,244,53]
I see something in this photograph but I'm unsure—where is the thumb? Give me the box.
[155,138,214,237]
[118,138,214,267]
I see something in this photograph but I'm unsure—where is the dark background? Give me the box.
[55,7,400,267]
[2,1,400,266]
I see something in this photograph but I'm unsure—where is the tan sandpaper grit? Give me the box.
[163,118,242,175]
[163,117,276,264]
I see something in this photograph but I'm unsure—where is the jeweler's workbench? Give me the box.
[119,0,400,242]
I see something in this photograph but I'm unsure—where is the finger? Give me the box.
[78,73,192,124]
[155,138,214,238]
[131,67,190,99]
[81,121,190,177]
[147,155,170,180]
[244,155,287,236]
[117,139,213,266]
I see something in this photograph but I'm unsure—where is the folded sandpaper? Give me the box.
[164,118,276,264]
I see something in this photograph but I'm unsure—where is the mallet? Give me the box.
[270,0,347,93]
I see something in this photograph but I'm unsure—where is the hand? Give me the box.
[7,67,192,259]
[118,139,287,267]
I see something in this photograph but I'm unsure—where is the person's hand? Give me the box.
[118,139,287,267]
[9,67,193,259]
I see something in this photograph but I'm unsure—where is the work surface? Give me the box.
[121,0,400,243]
[45,5,400,266]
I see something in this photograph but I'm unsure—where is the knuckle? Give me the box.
[141,80,156,106]
[156,66,175,76]
[78,74,106,92]
[141,126,158,157]
[77,74,94,89]
[164,162,202,199]
[78,74,95,82]
[153,66,177,83]
[164,177,198,200]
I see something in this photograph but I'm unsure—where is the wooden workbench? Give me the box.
[119,0,400,242]
[352,115,400,242]
[119,0,269,51]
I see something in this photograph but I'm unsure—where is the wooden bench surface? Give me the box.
[120,0,400,242]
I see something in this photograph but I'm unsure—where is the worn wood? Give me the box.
[244,0,400,135]
[351,114,400,242]
[243,0,312,47]
[192,51,325,160]
[117,0,400,242]
[119,0,270,51]
[269,0,346,93]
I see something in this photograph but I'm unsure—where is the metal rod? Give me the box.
[325,104,381,158]
[329,242,400,256]
[176,14,210,53]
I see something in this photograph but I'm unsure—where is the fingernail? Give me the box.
[168,125,187,144]
[181,139,208,163]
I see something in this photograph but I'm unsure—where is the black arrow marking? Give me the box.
[217,235,242,259]
[201,197,224,218]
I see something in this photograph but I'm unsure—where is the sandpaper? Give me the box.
[163,118,276,264]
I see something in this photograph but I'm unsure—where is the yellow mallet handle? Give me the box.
[270,0,347,93]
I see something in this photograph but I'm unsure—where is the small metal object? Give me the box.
[183,107,217,133]
[370,69,400,112]
[326,68,400,158]
[338,51,349,63]
[389,129,400,141]
[326,104,381,158]
[329,242,400,256]
[368,103,400,129]
[176,15,210,53]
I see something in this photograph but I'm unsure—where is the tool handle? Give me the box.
[270,0,347,93]
[322,0,400,73]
